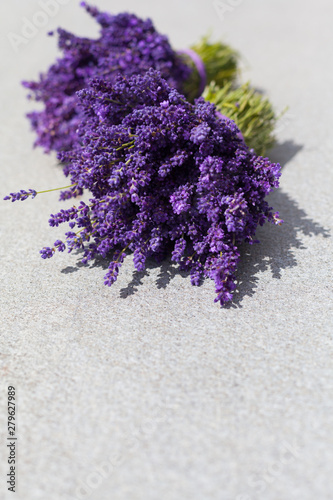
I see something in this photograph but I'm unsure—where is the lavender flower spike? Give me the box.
[22,4,191,154]
[4,189,37,202]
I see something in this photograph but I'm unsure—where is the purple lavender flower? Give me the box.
[3,189,37,202]
[54,240,66,252]
[40,247,55,259]
[22,3,190,154]
[31,69,280,306]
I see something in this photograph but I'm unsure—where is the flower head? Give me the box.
[22,4,190,153]
[3,189,37,202]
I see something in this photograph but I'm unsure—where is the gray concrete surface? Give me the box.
[0,1,332,499]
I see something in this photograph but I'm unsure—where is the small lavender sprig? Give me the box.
[4,189,37,202]
[3,185,77,202]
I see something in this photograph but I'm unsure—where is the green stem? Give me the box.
[37,183,78,194]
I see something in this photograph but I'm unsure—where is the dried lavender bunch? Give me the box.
[22,2,240,155]
[22,2,191,153]
[7,70,282,306]
[22,2,278,161]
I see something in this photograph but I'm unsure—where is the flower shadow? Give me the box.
[118,268,150,298]
[118,256,189,299]
[268,140,303,167]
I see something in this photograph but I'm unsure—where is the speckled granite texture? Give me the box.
[0,1,332,499]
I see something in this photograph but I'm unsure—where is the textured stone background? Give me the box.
[0,1,332,499]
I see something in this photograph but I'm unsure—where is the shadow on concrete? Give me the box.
[61,265,82,274]
[269,140,303,167]
[118,257,189,299]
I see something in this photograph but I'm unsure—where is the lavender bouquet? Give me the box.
[6,71,282,306]
[23,2,237,153]
[22,2,276,159]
